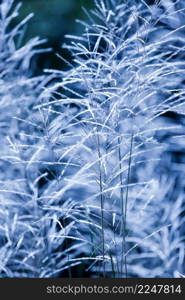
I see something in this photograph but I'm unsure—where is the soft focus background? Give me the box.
[14,0,93,73]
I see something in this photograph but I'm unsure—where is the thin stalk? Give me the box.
[124,131,134,278]
[109,251,116,278]
[96,133,105,277]
[118,136,127,278]
[112,212,120,277]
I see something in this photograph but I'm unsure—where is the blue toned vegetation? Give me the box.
[0,0,185,278]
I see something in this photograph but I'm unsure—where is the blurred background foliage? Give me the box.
[14,0,94,74]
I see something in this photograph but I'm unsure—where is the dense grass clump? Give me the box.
[0,0,185,278]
